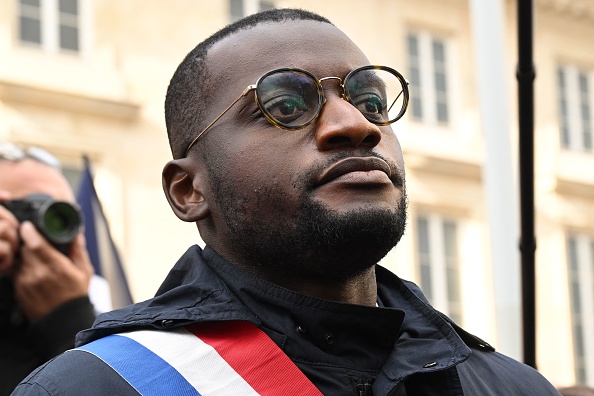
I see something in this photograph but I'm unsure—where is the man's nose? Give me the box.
[314,95,382,151]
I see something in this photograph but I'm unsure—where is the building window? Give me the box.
[406,31,451,126]
[17,0,84,53]
[566,233,594,384]
[229,0,275,22]
[416,214,462,324]
[558,65,593,152]
[58,0,79,51]
[18,0,42,45]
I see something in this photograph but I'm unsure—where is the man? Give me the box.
[0,143,95,396]
[13,9,561,395]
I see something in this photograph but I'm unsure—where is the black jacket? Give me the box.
[13,246,561,395]
[0,277,95,396]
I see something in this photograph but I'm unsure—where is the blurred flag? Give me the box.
[76,157,133,310]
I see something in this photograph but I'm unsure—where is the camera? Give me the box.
[0,194,82,254]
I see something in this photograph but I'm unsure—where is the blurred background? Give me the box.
[0,0,593,389]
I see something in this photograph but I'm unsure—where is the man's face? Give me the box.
[193,20,407,281]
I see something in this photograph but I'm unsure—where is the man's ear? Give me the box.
[162,159,210,222]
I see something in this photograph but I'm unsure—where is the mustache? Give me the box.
[304,150,405,190]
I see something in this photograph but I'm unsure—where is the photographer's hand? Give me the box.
[13,221,94,322]
[0,190,19,275]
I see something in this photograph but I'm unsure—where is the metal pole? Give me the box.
[516,0,537,369]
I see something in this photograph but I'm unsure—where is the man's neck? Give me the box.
[203,243,379,306]
[247,264,378,306]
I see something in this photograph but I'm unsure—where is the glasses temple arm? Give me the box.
[184,85,256,157]
[388,90,405,113]
[387,80,409,113]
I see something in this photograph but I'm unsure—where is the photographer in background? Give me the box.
[0,142,95,396]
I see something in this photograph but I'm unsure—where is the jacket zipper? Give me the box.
[356,380,374,396]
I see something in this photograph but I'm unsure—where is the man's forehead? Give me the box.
[0,160,74,201]
[206,19,368,82]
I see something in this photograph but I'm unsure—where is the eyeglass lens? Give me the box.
[256,70,323,128]
[345,68,407,124]
[255,67,406,129]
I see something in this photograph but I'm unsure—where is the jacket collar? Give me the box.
[374,267,471,386]
[78,245,472,387]
[203,246,405,372]
[77,246,256,345]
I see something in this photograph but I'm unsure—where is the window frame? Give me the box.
[17,0,91,55]
[557,65,594,153]
[415,213,463,325]
[566,232,594,384]
[406,30,453,127]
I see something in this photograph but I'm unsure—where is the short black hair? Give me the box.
[164,8,333,159]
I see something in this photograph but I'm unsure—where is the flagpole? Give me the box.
[516,0,537,369]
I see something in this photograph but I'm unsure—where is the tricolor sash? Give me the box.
[75,321,323,396]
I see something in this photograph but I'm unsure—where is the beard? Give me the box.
[283,193,408,282]
[207,156,408,283]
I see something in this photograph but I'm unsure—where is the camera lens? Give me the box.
[40,202,81,244]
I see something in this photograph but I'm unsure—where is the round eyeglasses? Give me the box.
[184,65,409,157]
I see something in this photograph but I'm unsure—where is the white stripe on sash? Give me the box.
[120,328,261,395]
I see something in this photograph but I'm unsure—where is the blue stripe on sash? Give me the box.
[77,334,200,396]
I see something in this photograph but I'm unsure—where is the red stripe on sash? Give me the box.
[187,321,323,396]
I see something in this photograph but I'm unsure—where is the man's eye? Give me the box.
[352,94,386,118]
[264,95,308,122]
